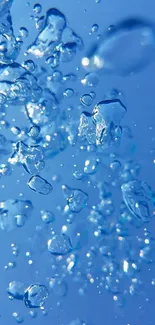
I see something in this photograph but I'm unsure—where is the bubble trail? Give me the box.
[82,17,155,75]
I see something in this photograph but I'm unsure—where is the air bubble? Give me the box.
[62,185,88,212]
[28,175,53,195]
[40,209,55,223]
[7,281,25,300]
[82,18,155,75]
[19,27,29,38]
[47,234,72,255]
[49,277,68,296]
[121,179,155,223]
[24,284,49,308]
[33,3,42,14]
[80,94,93,106]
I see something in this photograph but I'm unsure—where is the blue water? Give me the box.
[0,1,155,325]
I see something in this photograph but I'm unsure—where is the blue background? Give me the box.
[0,0,155,325]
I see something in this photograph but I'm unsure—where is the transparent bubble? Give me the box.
[0,199,33,231]
[27,175,53,195]
[121,179,155,223]
[47,234,72,255]
[110,160,121,171]
[79,98,126,148]
[15,214,27,227]
[68,319,86,325]
[62,185,88,213]
[12,312,24,324]
[11,243,20,257]
[0,163,11,176]
[28,125,40,138]
[35,15,45,31]
[24,284,49,308]
[26,90,58,126]
[81,72,99,87]
[19,27,29,38]
[84,156,100,174]
[129,278,144,296]
[33,3,42,14]
[22,60,35,72]
[40,209,55,223]
[0,13,21,64]
[82,18,155,75]
[73,170,85,180]
[59,42,77,62]
[49,277,68,296]
[61,27,83,50]
[9,141,44,175]
[80,94,93,106]
[91,24,99,33]
[28,8,66,58]
[29,310,37,318]
[0,0,13,17]
[63,88,74,98]
[7,281,25,300]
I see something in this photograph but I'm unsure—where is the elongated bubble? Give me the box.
[82,18,155,75]
[121,179,155,223]
[27,175,53,195]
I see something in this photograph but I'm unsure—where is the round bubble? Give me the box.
[24,284,49,308]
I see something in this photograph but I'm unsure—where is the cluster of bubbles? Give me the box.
[0,0,155,323]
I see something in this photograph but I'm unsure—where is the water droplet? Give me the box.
[24,284,49,308]
[27,175,53,195]
[47,234,72,255]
